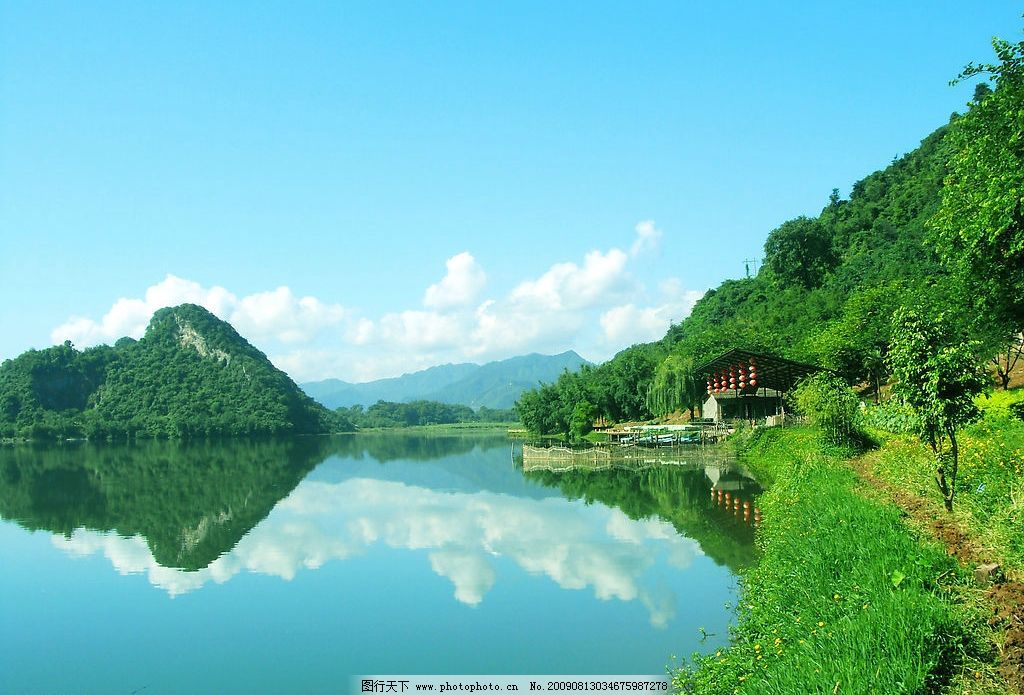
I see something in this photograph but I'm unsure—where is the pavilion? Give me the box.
[696,349,823,424]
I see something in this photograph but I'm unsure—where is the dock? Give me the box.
[603,422,732,446]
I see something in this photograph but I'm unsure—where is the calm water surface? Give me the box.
[0,434,760,694]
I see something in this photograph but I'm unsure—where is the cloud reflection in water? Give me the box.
[53,477,701,626]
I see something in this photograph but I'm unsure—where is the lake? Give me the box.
[0,433,760,693]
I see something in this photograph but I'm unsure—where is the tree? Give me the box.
[809,285,902,402]
[792,373,862,448]
[569,400,597,440]
[645,354,701,418]
[931,35,1024,333]
[888,309,986,512]
[988,331,1024,391]
[763,217,836,289]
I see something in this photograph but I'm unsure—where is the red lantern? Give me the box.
[749,379,757,387]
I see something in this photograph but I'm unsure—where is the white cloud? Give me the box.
[510,248,633,312]
[599,283,704,349]
[230,287,346,344]
[48,221,706,381]
[377,310,469,350]
[630,220,663,257]
[51,274,346,348]
[424,252,486,309]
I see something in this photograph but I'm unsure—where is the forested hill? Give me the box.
[0,304,346,440]
[517,61,1022,438]
[663,123,951,372]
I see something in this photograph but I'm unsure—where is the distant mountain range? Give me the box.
[301,351,591,410]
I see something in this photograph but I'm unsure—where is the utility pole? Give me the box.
[743,258,758,278]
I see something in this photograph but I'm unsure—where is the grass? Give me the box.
[675,427,990,694]
[862,388,1024,575]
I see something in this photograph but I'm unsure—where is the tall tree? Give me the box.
[931,35,1024,332]
[763,217,836,289]
[645,354,701,418]
[888,309,986,512]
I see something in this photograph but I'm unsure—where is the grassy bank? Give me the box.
[676,427,993,694]
[861,390,1024,576]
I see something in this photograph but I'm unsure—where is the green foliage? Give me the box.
[677,428,975,694]
[568,400,597,440]
[525,463,759,574]
[0,437,331,569]
[863,399,1024,576]
[807,284,912,400]
[888,308,987,511]
[645,354,701,417]
[337,400,514,429]
[762,216,836,289]
[0,304,349,440]
[931,35,1024,332]
[1010,400,1024,422]
[791,373,864,448]
[515,343,666,435]
[0,343,118,438]
[861,399,922,434]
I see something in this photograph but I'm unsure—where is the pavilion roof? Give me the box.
[695,349,823,394]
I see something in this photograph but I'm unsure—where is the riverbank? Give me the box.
[675,424,1015,694]
[351,421,518,433]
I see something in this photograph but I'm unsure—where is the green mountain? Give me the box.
[516,116,982,434]
[0,304,345,440]
[302,350,590,410]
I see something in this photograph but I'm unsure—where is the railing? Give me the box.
[519,443,740,473]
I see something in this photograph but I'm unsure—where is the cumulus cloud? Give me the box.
[424,252,486,309]
[51,275,237,346]
[510,248,633,312]
[230,287,346,344]
[599,281,704,348]
[51,274,346,348]
[48,221,706,381]
[377,310,470,350]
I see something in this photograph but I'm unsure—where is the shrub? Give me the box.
[792,373,864,448]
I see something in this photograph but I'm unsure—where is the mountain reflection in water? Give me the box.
[0,435,759,620]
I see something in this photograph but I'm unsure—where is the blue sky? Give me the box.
[2,2,1022,382]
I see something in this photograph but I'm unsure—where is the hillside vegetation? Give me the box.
[517,35,1024,436]
[0,304,346,440]
[516,122,954,435]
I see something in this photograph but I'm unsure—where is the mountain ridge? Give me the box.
[302,350,591,409]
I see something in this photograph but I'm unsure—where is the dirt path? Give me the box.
[849,456,1024,693]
